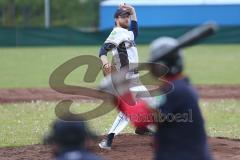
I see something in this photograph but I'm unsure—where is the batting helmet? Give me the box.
[149,37,184,77]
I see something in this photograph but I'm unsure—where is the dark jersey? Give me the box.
[155,77,212,160]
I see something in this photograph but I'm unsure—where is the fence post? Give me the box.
[44,0,50,28]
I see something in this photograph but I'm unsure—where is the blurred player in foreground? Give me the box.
[44,117,102,160]
[98,4,153,150]
[100,37,213,160]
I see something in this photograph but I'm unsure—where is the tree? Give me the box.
[1,0,15,26]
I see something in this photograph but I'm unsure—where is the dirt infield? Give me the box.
[0,134,239,160]
[0,85,240,104]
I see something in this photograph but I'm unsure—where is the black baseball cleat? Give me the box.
[98,133,115,150]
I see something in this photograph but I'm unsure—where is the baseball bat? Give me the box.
[150,22,218,63]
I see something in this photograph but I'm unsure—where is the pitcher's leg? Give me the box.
[99,112,129,150]
[108,112,129,135]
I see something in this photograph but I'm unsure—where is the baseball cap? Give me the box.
[44,117,97,147]
[114,8,131,18]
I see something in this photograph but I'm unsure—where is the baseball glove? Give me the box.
[102,63,117,76]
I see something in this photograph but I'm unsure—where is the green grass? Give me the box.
[184,45,240,84]
[201,100,240,139]
[0,101,133,147]
[0,44,240,88]
[0,46,102,88]
[0,100,239,147]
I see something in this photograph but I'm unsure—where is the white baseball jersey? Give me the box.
[105,27,139,72]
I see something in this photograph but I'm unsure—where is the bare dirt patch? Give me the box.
[0,85,240,104]
[0,135,239,160]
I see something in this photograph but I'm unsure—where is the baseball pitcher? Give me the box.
[98,4,153,150]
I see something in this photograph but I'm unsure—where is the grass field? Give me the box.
[0,44,240,88]
[0,100,239,147]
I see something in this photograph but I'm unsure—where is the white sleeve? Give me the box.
[129,31,135,41]
[105,28,124,46]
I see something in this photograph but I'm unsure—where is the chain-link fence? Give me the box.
[0,0,99,29]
